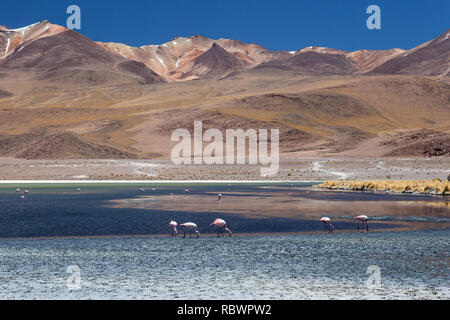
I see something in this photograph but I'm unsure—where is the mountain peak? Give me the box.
[197,42,244,66]
[0,20,66,58]
[191,34,210,40]
[5,21,443,81]
[179,42,247,79]
[371,28,450,76]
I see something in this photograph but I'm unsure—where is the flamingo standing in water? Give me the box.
[210,218,232,237]
[320,217,334,234]
[355,215,369,231]
[180,222,199,238]
[169,221,178,236]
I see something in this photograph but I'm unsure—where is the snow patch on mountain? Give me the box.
[9,21,40,35]
[155,53,166,69]
[4,38,10,54]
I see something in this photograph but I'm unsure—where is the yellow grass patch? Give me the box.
[317,179,450,195]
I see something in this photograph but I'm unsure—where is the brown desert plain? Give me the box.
[0,21,449,180]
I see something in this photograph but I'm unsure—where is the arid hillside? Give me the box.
[0,22,449,160]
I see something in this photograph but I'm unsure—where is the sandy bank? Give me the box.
[0,157,448,181]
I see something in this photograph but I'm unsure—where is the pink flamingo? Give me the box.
[320,217,334,234]
[169,221,178,236]
[355,215,369,231]
[180,222,199,238]
[210,218,232,237]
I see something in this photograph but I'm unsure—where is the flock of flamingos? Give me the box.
[14,187,370,237]
[167,188,369,237]
[169,215,369,239]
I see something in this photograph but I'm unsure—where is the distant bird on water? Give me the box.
[180,222,199,238]
[210,218,232,237]
[355,215,369,231]
[169,221,178,236]
[320,217,334,234]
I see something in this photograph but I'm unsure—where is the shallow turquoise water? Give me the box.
[0,230,448,299]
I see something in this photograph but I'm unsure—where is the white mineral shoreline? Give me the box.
[0,180,315,184]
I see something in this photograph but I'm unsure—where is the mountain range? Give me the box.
[0,20,449,160]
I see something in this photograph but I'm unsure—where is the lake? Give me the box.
[0,182,448,299]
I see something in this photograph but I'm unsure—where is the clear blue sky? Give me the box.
[1,0,449,51]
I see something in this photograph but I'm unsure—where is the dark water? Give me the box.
[0,183,448,238]
[0,230,448,299]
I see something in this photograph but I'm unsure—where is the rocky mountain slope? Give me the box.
[0,21,448,160]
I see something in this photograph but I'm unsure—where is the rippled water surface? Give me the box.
[0,230,448,299]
